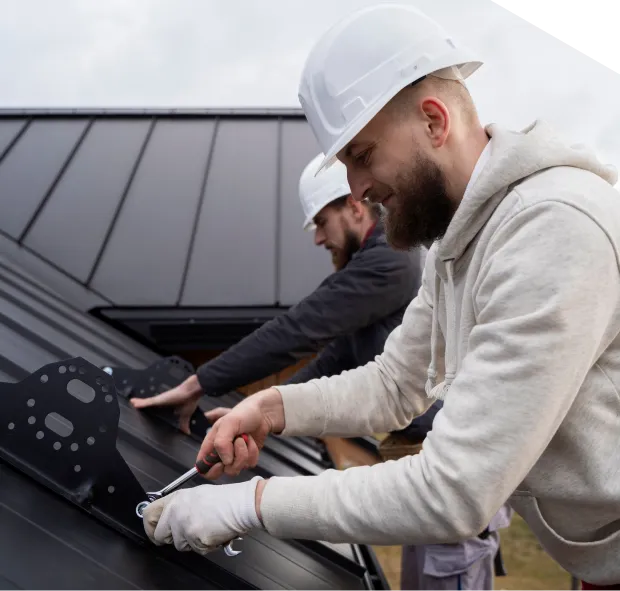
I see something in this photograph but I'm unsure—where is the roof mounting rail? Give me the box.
[0,357,147,542]
[103,355,213,440]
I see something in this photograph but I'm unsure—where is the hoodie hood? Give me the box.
[425,120,618,401]
[437,119,618,263]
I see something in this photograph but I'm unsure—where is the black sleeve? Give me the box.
[196,247,416,396]
[284,337,355,385]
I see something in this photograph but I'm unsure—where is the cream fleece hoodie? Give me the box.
[261,120,620,584]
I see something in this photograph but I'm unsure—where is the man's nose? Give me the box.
[314,228,325,246]
[346,169,373,202]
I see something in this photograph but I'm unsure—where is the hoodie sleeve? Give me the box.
[261,201,620,545]
[272,253,438,438]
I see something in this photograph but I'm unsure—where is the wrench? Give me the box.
[136,434,249,557]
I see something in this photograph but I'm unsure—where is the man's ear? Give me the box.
[345,195,366,222]
[419,96,450,149]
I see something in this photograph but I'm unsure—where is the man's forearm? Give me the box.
[195,315,316,396]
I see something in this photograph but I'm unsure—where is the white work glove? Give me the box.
[142,476,264,555]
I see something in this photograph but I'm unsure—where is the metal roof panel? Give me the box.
[0,111,334,309]
[181,119,280,306]
[0,119,89,239]
[91,119,217,304]
[23,119,152,281]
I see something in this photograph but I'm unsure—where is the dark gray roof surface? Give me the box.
[0,109,333,309]
[0,252,387,590]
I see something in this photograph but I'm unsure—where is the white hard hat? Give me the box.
[299,152,351,230]
[298,3,483,173]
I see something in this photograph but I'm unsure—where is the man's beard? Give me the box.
[331,230,361,271]
[381,156,456,250]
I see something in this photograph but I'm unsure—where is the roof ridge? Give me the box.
[0,107,306,118]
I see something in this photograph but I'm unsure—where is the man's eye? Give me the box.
[354,149,371,166]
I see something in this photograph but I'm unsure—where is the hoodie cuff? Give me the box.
[260,476,327,540]
[273,382,327,437]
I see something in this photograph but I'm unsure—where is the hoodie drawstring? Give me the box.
[425,260,457,400]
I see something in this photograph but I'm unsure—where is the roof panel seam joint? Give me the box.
[18,118,95,245]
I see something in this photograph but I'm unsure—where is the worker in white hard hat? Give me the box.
[141,4,620,589]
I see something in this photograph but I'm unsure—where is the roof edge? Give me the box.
[0,107,307,119]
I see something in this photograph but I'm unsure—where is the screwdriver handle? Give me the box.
[195,433,249,474]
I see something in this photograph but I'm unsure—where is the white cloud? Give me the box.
[1,0,619,172]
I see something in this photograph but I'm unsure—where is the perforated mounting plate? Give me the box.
[104,356,211,441]
[0,357,147,541]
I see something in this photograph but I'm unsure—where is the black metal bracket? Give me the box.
[103,356,212,441]
[0,357,148,542]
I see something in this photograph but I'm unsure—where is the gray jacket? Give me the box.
[196,222,419,395]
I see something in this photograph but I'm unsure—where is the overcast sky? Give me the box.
[2,0,620,170]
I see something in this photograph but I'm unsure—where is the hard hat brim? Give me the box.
[302,215,316,231]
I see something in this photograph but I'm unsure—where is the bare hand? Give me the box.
[130,375,202,435]
[197,388,285,480]
[204,406,232,424]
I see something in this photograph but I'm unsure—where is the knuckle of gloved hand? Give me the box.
[186,525,209,547]
[191,541,216,557]
[173,536,190,552]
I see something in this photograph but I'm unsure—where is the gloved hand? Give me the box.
[142,477,264,555]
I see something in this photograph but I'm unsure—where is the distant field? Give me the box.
[499,513,572,590]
